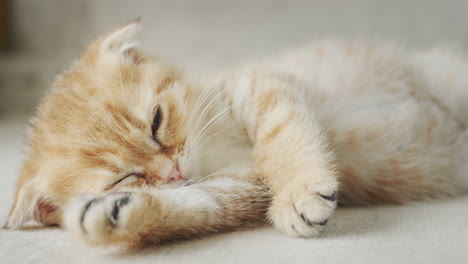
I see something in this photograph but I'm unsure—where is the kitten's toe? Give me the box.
[320,191,337,202]
[269,182,338,238]
[109,196,130,226]
[64,192,140,245]
[64,193,99,234]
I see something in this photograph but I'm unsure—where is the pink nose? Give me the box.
[168,162,183,183]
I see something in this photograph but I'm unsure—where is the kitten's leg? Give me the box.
[64,177,270,247]
[227,71,338,237]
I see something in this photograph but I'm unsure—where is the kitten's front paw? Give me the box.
[269,180,338,238]
[64,192,144,245]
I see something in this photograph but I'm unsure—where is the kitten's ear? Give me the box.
[83,19,144,65]
[4,178,60,229]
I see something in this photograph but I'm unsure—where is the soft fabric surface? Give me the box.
[1,116,467,264]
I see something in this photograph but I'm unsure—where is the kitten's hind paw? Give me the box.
[269,182,338,238]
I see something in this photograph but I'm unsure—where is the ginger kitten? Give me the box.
[5,21,468,248]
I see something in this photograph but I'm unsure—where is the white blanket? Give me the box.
[1,117,467,264]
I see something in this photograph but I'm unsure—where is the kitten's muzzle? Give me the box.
[167,161,183,183]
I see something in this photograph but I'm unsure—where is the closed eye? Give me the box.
[152,106,162,142]
[105,173,146,190]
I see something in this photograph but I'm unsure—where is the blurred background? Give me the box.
[1,2,468,261]
[0,0,467,117]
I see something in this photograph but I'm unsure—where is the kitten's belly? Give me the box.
[317,94,464,203]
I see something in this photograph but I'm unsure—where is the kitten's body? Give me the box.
[5,23,468,248]
[265,41,468,202]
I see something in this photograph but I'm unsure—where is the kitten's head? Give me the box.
[5,21,206,228]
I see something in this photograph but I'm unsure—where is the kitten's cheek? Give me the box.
[183,170,193,180]
[178,163,193,180]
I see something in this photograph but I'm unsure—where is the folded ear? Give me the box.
[4,178,60,229]
[82,19,145,65]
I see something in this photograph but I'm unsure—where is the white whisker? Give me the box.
[195,89,225,131]
[185,77,224,138]
[187,110,230,157]
[190,128,225,154]
[191,106,231,146]
[181,171,225,187]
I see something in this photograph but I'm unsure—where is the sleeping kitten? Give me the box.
[5,21,468,248]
